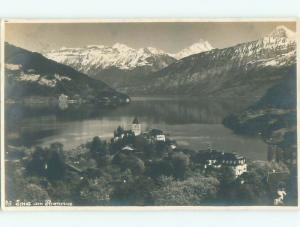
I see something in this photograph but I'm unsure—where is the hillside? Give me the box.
[5,43,129,104]
[124,26,296,104]
[223,68,297,164]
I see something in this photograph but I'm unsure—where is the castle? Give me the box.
[131,117,141,136]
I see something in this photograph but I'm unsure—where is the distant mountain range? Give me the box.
[45,43,175,75]
[44,39,214,87]
[10,25,296,109]
[124,26,296,104]
[44,26,296,106]
[171,39,213,59]
[5,43,129,104]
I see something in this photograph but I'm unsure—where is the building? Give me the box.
[131,117,141,136]
[142,129,167,144]
[121,145,136,154]
[58,94,68,103]
[148,129,166,142]
[170,143,177,150]
[202,150,221,168]
[220,153,247,177]
[201,150,247,177]
[58,94,69,110]
[113,127,135,142]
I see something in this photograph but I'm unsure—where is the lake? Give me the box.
[6,97,268,161]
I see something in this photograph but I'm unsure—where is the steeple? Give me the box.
[131,117,141,136]
[132,117,139,124]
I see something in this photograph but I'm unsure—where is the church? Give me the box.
[131,117,141,136]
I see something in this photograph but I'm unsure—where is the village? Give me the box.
[6,116,293,206]
[108,117,248,178]
[58,93,131,110]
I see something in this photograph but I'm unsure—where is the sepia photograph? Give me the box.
[1,19,298,208]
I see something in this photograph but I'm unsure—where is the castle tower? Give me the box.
[131,117,141,136]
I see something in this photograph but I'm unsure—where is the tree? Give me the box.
[76,176,113,206]
[46,143,66,180]
[19,183,50,203]
[216,161,290,205]
[90,136,107,157]
[235,171,269,205]
[285,165,298,205]
[7,160,50,203]
[114,126,124,137]
[27,146,47,176]
[151,176,219,206]
[171,152,190,179]
[111,175,156,206]
[122,131,135,145]
[112,153,145,174]
[216,166,237,204]
[147,159,174,179]
[26,143,66,181]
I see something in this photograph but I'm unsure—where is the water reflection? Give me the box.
[7,97,251,123]
[6,97,267,160]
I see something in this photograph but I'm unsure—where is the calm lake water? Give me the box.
[6,97,268,161]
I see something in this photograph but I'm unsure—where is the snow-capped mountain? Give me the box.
[44,39,214,89]
[267,25,296,40]
[127,26,296,104]
[171,39,214,59]
[45,43,177,78]
[44,25,296,99]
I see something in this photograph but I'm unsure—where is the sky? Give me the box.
[5,21,296,53]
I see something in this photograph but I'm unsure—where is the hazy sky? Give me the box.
[5,22,296,53]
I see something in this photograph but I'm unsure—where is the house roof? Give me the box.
[149,128,164,136]
[132,117,139,124]
[200,150,245,165]
[122,145,135,151]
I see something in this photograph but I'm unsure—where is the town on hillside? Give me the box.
[6,117,293,206]
[107,117,247,178]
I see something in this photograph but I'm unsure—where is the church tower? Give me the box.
[131,117,141,136]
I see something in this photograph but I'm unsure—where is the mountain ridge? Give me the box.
[5,43,129,104]
[41,25,296,106]
[122,26,296,104]
[171,39,214,59]
[44,39,214,86]
[223,68,296,164]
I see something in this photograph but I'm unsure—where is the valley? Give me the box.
[4,23,298,207]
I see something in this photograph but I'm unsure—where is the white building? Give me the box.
[232,159,247,177]
[202,150,247,177]
[148,129,166,142]
[221,154,247,177]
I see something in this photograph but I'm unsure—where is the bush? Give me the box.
[147,159,174,179]
[111,175,156,206]
[112,153,145,174]
[171,152,190,179]
[151,176,219,206]
[26,143,66,180]
[89,136,108,157]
